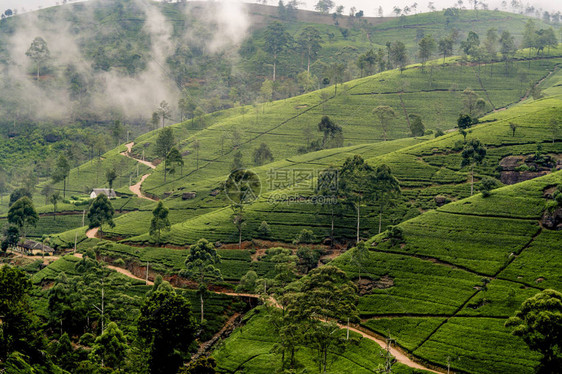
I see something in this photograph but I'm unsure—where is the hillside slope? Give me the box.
[94,57,561,247]
[330,171,561,373]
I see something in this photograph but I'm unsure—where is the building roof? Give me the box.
[91,188,117,198]
[20,240,54,252]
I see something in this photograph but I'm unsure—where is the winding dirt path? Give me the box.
[121,142,157,169]
[14,249,440,373]
[340,323,442,373]
[85,227,99,239]
[119,142,157,201]
[129,174,156,201]
[90,261,439,372]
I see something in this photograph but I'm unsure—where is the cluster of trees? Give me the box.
[226,153,401,247]
[1,196,38,252]
[0,260,204,374]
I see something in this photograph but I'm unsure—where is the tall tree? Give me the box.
[317,116,343,149]
[438,37,454,65]
[506,289,562,373]
[0,265,44,363]
[231,151,244,171]
[155,127,175,182]
[1,226,20,252]
[52,154,70,198]
[178,93,196,123]
[499,31,517,74]
[50,192,60,221]
[409,114,425,137]
[373,106,396,141]
[111,120,124,146]
[25,36,50,80]
[138,287,196,374]
[316,166,342,246]
[192,139,200,170]
[7,197,38,242]
[461,31,481,61]
[458,113,476,130]
[40,184,54,205]
[484,28,499,58]
[150,201,171,246]
[390,41,408,73]
[340,155,376,243]
[461,139,487,195]
[264,21,292,81]
[462,88,479,116]
[418,35,436,70]
[357,49,376,77]
[87,194,115,239]
[105,168,117,190]
[181,238,222,323]
[253,143,274,165]
[314,0,335,13]
[90,322,128,370]
[9,188,32,207]
[231,204,246,249]
[288,266,358,373]
[166,147,184,178]
[157,100,171,128]
[325,62,345,96]
[371,164,401,233]
[297,27,322,73]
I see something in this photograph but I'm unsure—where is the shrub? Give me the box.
[296,246,322,273]
[85,248,96,259]
[293,229,316,244]
[434,128,445,137]
[113,258,125,266]
[385,225,404,246]
[452,140,464,151]
[257,221,271,237]
[480,177,501,198]
[236,270,258,293]
[79,333,95,346]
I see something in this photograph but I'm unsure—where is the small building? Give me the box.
[16,240,55,255]
[90,188,117,199]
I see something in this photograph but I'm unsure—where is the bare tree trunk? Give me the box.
[399,94,411,133]
[200,292,204,323]
[273,54,277,81]
[471,164,474,195]
[330,206,335,248]
[356,204,360,243]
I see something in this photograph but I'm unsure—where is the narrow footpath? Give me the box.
[120,142,157,201]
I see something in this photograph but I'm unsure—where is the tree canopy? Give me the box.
[7,197,38,240]
[87,194,115,239]
[138,287,196,374]
[506,289,562,372]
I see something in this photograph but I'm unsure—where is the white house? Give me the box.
[90,188,117,199]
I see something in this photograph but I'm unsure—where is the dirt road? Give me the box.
[129,174,156,201]
[121,142,157,169]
